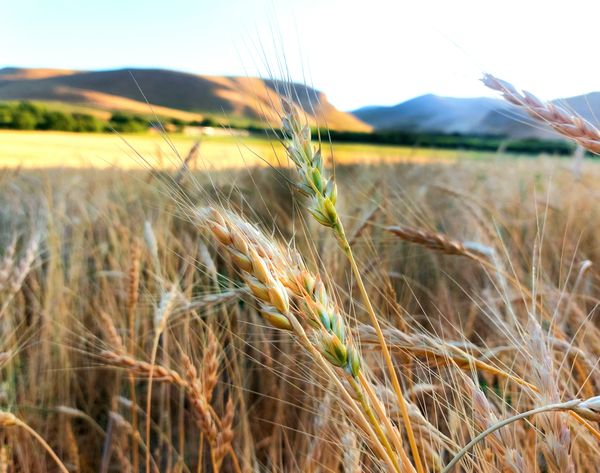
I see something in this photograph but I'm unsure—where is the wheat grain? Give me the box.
[213,397,235,470]
[201,327,219,402]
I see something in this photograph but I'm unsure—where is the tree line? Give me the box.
[0,101,580,156]
[0,102,165,133]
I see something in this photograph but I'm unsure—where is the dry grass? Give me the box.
[1,96,600,472]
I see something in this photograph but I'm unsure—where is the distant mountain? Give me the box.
[353,92,600,139]
[0,67,371,132]
[353,94,508,134]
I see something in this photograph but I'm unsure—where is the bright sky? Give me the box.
[2,0,599,110]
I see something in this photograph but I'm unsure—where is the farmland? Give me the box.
[0,130,506,169]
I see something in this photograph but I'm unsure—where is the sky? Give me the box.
[2,0,599,110]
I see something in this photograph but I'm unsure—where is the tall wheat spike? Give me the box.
[281,98,423,473]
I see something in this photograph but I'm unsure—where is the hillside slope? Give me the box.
[0,67,371,131]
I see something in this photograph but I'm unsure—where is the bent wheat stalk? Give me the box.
[483,74,600,154]
[443,397,600,473]
[0,411,69,473]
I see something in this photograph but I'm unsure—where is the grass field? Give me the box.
[0,130,513,169]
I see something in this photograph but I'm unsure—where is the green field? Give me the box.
[0,130,511,170]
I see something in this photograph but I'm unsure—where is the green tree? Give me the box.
[109,112,147,133]
[72,113,105,132]
[17,101,44,121]
[40,111,76,131]
[12,110,37,130]
[0,106,13,128]
[200,117,219,127]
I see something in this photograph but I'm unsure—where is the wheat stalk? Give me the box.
[144,284,177,473]
[101,348,238,472]
[281,99,423,473]
[199,207,404,472]
[0,411,69,473]
[483,74,600,154]
[443,396,600,472]
[123,237,142,473]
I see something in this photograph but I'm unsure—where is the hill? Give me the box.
[353,92,600,139]
[0,67,371,132]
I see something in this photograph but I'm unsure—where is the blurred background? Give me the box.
[1,0,599,168]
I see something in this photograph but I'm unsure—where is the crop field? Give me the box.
[0,130,509,170]
[2,82,600,473]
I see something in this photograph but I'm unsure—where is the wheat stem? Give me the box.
[288,315,400,473]
[145,285,177,473]
[337,223,422,473]
[127,240,141,473]
[357,371,414,471]
[346,375,402,473]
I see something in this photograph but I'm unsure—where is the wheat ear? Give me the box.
[101,350,238,471]
[199,207,403,472]
[282,99,423,473]
[385,226,492,258]
[483,74,600,154]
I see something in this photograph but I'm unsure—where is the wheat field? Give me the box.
[0,130,508,169]
[1,81,600,473]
